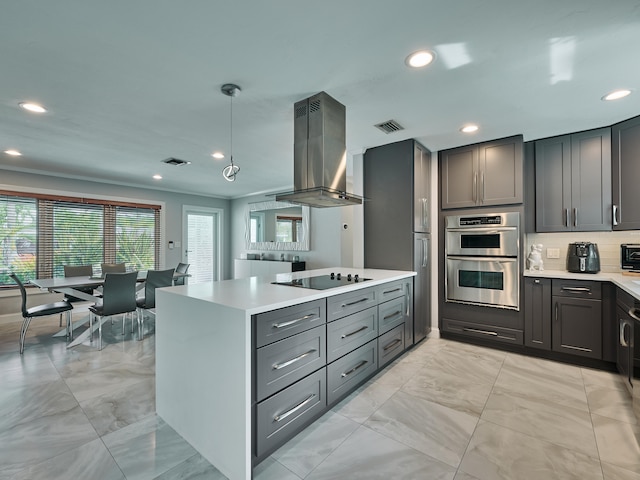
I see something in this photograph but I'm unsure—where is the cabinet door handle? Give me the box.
[341,325,368,339]
[272,313,316,329]
[480,171,485,203]
[422,198,428,227]
[422,238,428,268]
[273,349,317,370]
[628,308,640,322]
[473,172,478,202]
[613,204,619,226]
[405,283,410,317]
[555,302,558,322]
[383,287,402,295]
[573,208,578,227]
[620,321,630,347]
[462,327,498,336]
[273,394,316,422]
[560,286,591,293]
[341,360,368,378]
[383,338,403,351]
[383,310,402,321]
[341,297,370,308]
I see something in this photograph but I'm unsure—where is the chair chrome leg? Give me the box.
[89,313,94,342]
[98,316,103,351]
[19,316,32,354]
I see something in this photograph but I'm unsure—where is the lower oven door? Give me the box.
[446,256,519,310]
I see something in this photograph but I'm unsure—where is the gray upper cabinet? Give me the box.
[440,135,523,209]
[612,115,640,230]
[535,127,611,232]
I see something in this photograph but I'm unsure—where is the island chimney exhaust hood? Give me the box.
[276,92,363,208]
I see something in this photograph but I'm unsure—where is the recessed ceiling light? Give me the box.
[405,50,435,68]
[153,174,162,180]
[460,124,479,133]
[4,149,22,156]
[19,102,47,113]
[211,152,225,159]
[602,89,631,101]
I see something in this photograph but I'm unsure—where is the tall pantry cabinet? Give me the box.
[364,139,431,344]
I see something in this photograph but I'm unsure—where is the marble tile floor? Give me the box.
[1,311,639,480]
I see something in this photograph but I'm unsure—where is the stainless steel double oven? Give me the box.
[445,212,520,310]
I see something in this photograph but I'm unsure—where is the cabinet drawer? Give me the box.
[256,325,326,401]
[552,280,601,300]
[377,280,407,303]
[256,368,326,458]
[327,287,377,322]
[378,296,406,335]
[378,324,405,369]
[327,340,377,405]
[327,307,378,363]
[255,299,326,348]
[442,318,523,345]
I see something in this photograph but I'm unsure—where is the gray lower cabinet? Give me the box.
[552,296,602,359]
[327,340,378,405]
[256,367,326,457]
[524,277,551,350]
[253,279,414,463]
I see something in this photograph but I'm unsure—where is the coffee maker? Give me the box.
[566,242,600,273]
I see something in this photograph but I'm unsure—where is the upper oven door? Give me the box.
[446,226,519,257]
[446,256,519,310]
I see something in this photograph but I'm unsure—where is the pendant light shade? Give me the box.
[221,83,241,182]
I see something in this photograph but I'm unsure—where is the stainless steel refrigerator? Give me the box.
[364,139,431,344]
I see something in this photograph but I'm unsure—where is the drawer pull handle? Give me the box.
[341,297,370,308]
[462,327,498,336]
[560,287,591,293]
[341,360,368,378]
[383,338,402,351]
[383,310,402,321]
[274,394,316,422]
[273,349,317,370]
[273,313,316,329]
[341,325,368,338]
[561,344,592,353]
[383,287,402,295]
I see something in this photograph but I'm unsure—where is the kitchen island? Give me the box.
[155,267,415,480]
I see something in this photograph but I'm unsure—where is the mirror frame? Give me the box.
[245,201,310,251]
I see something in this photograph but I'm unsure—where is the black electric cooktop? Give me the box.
[272,273,371,290]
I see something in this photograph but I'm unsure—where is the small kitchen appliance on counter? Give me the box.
[621,244,640,271]
[566,242,600,273]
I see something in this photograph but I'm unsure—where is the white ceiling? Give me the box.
[1,0,639,199]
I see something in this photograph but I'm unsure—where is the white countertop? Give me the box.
[524,268,640,301]
[165,267,415,315]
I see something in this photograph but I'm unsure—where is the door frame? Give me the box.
[182,205,224,282]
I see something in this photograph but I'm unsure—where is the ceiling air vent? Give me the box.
[162,157,191,166]
[374,119,404,134]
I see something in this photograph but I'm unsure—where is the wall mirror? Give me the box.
[245,201,310,251]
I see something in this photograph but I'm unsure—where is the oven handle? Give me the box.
[446,255,517,263]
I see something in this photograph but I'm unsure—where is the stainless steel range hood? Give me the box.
[276,92,362,208]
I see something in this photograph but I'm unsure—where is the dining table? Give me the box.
[30,270,189,348]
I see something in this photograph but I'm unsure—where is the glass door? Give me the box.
[182,206,223,284]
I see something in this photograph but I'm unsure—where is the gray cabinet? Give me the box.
[612,115,640,230]
[535,128,611,232]
[524,277,551,350]
[616,287,635,390]
[440,135,523,209]
[326,306,378,363]
[551,279,602,359]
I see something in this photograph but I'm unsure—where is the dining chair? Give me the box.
[88,271,138,350]
[136,268,174,340]
[10,273,74,355]
[174,262,190,286]
[101,262,126,275]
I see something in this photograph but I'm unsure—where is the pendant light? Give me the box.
[221,83,241,182]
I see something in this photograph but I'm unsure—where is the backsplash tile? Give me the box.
[525,231,640,272]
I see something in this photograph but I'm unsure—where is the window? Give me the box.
[275,216,302,242]
[0,191,160,286]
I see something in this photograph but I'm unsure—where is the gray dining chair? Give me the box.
[136,268,175,340]
[88,271,138,350]
[174,262,190,286]
[10,273,74,354]
[101,262,126,275]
